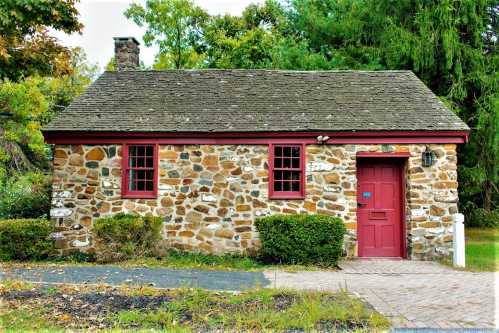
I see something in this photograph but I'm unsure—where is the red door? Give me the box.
[357,159,403,257]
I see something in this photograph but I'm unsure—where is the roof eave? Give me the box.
[43,129,470,145]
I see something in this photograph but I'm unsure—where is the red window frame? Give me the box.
[121,143,158,199]
[268,143,306,199]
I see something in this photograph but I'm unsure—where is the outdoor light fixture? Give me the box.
[316,135,330,144]
[422,146,435,167]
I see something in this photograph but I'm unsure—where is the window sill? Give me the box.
[122,193,157,199]
[269,194,305,200]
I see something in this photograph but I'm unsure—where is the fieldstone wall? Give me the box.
[50,143,458,260]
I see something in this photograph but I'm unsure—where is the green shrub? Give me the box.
[0,172,51,219]
[0,219,55,261]
[465,208,499,228]
[93,213,163,263]
[255,214,346,266]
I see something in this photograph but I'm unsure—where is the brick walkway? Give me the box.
[264,259,497,329]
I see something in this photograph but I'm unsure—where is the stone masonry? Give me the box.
[50,143,459,260]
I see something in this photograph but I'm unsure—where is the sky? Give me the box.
[49,0,262,70]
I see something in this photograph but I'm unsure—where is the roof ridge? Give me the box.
[104,69,414,74]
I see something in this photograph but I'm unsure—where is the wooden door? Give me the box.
[357,159,403,257]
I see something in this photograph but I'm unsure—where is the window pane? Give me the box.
[136,156,145,167]
[283,181,291,191]
[283,171,292,180]
[137,180,145,191]
[291,171,300,181]
[145,169,154,181]
[283,158,291,168]
[274,181,282,191]
[129,146,137,157]
[292,181,300,191]
[274,146,282,157]
[146,157,154,168]
[275,158,282,168]
[137,146,145,157]
[292,158,300,168]
[146,146,153,156]
[129,170,137,191]
[283,146,291,157]
[275,171,282,180]
[145,181,154,191]
[291,146,300,157]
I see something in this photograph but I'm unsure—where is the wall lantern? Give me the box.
[422,146,435,167]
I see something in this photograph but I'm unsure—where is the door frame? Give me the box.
[356,152,409,258]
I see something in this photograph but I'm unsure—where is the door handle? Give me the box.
[357,202,367,207]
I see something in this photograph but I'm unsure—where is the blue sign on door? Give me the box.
[362,191,372,199]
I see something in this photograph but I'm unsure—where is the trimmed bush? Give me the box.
[255,214,346,266]
[0,219,55,261]
[0,172,51,219]
[93,213,163,263]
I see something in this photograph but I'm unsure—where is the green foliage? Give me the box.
[202,2,283,69]
[0,172,51,219]
[149,250,263,270]
[0,0,82,81]
[110,288,388,331]
[0,48,96,178]
[0,77,48,176]
[125,0,209,69]
[465,207,499,228]
[93,213,163,262]
[0,219,54,261]
[255,214,346,266]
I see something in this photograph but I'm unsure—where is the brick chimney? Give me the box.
[113,37,140,71]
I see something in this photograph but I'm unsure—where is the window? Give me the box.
[122,144,158,198]
[269,144,305,199]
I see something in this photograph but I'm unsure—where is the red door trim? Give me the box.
[356,156,407,258]
[356,152,411,158]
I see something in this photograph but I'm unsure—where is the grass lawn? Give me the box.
[0,281,389,332]
[1,251,331,272]
[465,227,499,272]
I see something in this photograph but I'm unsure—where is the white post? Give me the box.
[453,213,465,267]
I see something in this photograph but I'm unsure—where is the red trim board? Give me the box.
[43,130,469,144]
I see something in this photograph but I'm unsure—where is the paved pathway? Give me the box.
[1,260,496,330]
[0,265,268,291]
[265,259,497,330]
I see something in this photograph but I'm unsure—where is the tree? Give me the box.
[202,2,282,69]
[281,0,498,224]
[0,48,98,177]
[0,0,83,81]
[125,0,208,69]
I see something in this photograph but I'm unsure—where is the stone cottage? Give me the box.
[43,37,470,260]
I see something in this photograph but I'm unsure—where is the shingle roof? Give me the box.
[43,70,469,132]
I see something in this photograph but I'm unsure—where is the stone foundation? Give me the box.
[50,143,458,260]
